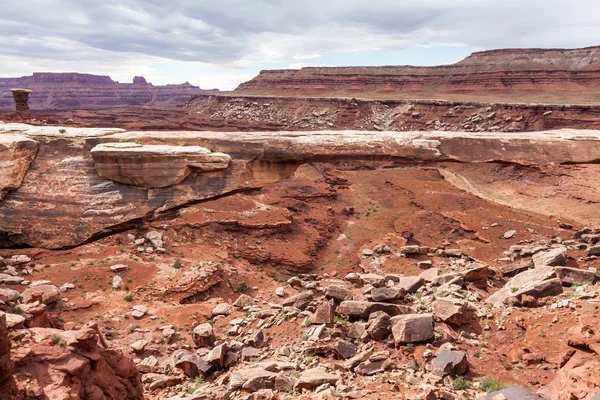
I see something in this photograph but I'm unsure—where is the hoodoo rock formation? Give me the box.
[1,121,600,249]
[0,73,219,112]
[234,46,600,103]
[10,89,33,119]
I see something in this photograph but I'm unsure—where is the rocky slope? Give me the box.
[233,46,600,104]
[0,73,218,112]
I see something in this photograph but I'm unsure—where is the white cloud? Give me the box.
[1,0,599,89]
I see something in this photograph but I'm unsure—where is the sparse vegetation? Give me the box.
[453,377,470,390]
[403,343,415,353]
[236,281,249,292]
[478,377,507,393]
[124,294,133,302]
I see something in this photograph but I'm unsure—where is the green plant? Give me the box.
[474,350,481,358]
[124,294,133,302]
[478,377,507,393]
[50,334,62,344]
[334,315,349,325]
[172,259,182,269]
[236,281,249,292]
[403,343,415,353]
[302,319,311,328]
[453,377,470,390]
[306,356,315,364]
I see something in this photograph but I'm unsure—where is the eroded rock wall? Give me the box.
[1,122,600,249]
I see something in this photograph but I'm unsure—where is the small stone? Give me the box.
[110,264,128,272]
[132,305,147,319]
[212,303,232,317]
[503,230,517,239]
[112,275,123,290]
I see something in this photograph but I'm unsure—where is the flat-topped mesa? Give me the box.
[10,88,33,119]
[91,142,231,188]
[233,46,600,103]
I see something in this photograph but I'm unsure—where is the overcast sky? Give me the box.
[1,0,598,90]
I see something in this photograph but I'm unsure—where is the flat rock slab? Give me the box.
[487,266,556,304]
[91,143,231,188]
[0,124,124,137]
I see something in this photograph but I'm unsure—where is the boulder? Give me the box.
[310,301,334,325]
[294,367,341,390]
[334,340,358,359]
[21,285,60,304]
[247,330,265,348]
[487,266,556,304]
[391,313,434,344]
[172,352,214,378]
[282,291,314,310]
[367,312,391,341]
[337,301,411,319]
[211,303,232,317]
[370,286,405,302]
[230,369,277,390]
[478,387,548,399]
[554,267,598,286]
[233,294,254,308]
[532,247,567,267]
[433,297,467,325]
[431,350,468,377]
[358,273,385,287]
[192,323,215,348]
[324,285,353,301]
[355,359,393,375]
[207,343,227,370]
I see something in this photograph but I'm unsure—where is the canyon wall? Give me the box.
[233,46,600,104]
[0,72,219,112]
[1,122,600,249]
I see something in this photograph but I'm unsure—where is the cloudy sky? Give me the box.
[1,0,598,90]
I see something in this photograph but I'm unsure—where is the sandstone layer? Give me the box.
[0,133,38,200]
[1,122,600,249]
[234,46,600,104]
[0,73,218,112]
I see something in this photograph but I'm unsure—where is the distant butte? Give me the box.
[0,72,219,112]
[233,46,600,104]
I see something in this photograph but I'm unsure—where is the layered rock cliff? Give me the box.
[233,46,600,104]
[0,73,219,112]
[1,121,600,249]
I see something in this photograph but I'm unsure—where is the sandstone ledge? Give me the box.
[0,124,600,248]
[91,142,231,188]
[0,134,38,200]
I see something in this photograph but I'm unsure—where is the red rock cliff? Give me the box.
[0,72,219,112]
[233,46,600,104]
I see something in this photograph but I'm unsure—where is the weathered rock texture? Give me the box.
[234,46,600,104]
[0,73,218,112]
[186,95,600,133]
[0,133,38,200]
[91,143,231,188]
[11,324,144,399]
[0,313,17,399]
[1,123,600,248]
[10,89,32,119]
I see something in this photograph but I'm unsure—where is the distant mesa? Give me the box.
[0,72,219,112]
[233,45,600,104]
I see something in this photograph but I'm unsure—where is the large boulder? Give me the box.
[532,247,567,267]
[192,323,215,348]
[554,267,598,286]
[433,297,467,325]
[431,350,468,377]
[282,291,314,310]
[487,267,557,304]
[294,367,341,390]
[391,313,434,344]
[21,284,61,304]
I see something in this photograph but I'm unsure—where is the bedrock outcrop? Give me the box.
[0,72,218,112]
[234,46,600,103]
[0,133,38,200]
[91,143,231,188]
[0,123,600,248]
